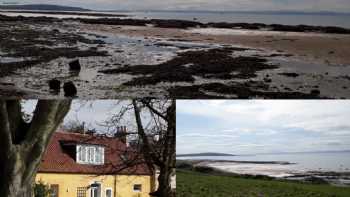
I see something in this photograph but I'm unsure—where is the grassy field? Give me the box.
[177,170,350,197]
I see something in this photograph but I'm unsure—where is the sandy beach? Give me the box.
[82,24,350,66]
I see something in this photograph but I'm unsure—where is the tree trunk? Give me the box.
[0,100,72,197]
[132,99,176,197]
[4,153,34,196]
[156,167,174,197]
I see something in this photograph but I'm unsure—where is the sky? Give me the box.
[23,100,136,134]
[177,100,350,155]
[1,0,350,12]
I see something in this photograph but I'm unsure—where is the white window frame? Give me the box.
[105,188,113,197]
[76,144,105,165]
[133,184,142,192]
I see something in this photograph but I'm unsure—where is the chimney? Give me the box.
[82,121,85,135]
[115,126,127,144]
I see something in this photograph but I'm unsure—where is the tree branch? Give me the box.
[133,100,163,167]
[6,100,29,144]
[141,100,167,121]
[0,100,13,151]
[22,100,72,182]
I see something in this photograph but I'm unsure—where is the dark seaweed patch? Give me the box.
[100,47,278,85]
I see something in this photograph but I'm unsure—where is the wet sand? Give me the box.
[81,24,350,66]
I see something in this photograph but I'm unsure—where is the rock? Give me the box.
[279,73,299,78]
[63,82,77,97]
[69,59,81,71]
[48,79,61,91]
[264,78,272,83]
[310,89,321,96]
[304,176,328,184]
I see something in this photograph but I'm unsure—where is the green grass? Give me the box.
[177,170,350,197]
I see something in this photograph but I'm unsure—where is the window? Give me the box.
[77,187,87,197]
[81,146,86,161]
[76,145,104,165]
[95,147,103,163]
[133,184,142,192]
[105,188,112,197]
[50,184,59,197]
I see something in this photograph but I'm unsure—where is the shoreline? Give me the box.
[1,11,350,34]
[177,159,350,186]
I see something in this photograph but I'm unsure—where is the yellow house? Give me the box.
[35,130,154,197]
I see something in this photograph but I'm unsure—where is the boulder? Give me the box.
[48,79,61,91]
[310,89,321,96]
[63,81,77,97]
[69,59,81,71]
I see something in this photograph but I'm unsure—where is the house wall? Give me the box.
[35,173,152,197]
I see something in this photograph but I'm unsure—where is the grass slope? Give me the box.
[177,170,350,197]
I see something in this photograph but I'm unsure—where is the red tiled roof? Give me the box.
[38,131,152,175]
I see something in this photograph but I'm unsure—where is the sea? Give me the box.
[1,10,350,28]
[127,11,350,28]
[177,151,350,173]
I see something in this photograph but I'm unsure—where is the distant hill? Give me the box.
[0,4,90,11]
[177,152,236,157]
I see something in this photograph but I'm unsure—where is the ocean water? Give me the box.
[1,10,350,28]
[127,11,350,28]
[177,152,350,172]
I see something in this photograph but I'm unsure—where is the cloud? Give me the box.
[4,0,350,11]
[177,100,350,154]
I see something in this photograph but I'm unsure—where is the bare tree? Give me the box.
[0,100,72,197]
[132,99,176,197]
[91,99,175,197]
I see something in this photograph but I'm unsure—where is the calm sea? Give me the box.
[177,152,350,172]
[126,11,350,28]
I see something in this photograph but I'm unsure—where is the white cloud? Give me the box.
[177,100,350,154]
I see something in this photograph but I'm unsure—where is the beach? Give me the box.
[178,152,350,186]
[1,11,350,98]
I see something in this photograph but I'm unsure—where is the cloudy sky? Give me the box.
[24,100,135,133]
[177,100,350,155]
[2,0,350,12]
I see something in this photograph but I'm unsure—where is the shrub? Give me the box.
[193,166,214,173]
[34,181,51,197]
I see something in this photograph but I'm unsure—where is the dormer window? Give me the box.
[76,144,104,165]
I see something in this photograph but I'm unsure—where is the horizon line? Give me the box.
[177,150,350,156]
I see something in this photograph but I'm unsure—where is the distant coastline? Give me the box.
[1,4,350,16]
[0,4,90,11]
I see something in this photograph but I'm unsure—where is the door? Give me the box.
[90,183,101,197]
